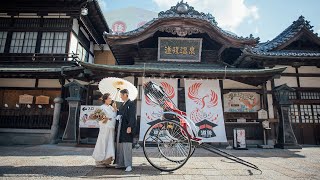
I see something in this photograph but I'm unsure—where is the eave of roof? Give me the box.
[242,49,320,58]
[80,62,286,76]
[0,66,83,73]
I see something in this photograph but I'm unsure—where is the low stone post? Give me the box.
[50,97,63,144]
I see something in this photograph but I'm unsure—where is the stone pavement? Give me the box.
[0,144,320,180]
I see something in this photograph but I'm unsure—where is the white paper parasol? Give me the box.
[98,77,138,102]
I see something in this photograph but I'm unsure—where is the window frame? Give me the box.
[40,32,68,54]
[9,31,38,53]
[76,42,89,62]
[0,31,7,53]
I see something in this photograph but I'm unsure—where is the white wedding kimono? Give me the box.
[92,104,116,165]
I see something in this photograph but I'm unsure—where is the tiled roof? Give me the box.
[80,62,286,75]
[0,62,83,73]
[244,16,320,57]
[105,1,258,41]
[243,49,320,57]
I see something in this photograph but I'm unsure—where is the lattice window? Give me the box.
[312,105,320,124]
[288,91,297,100]
[300,105,313,123]
[9,32,38,53]
[0,18,11,28]
[300,92,320,100]
[0,31,7,53]
[14,18,40,28]
[76,43,89,62]
[289,104,300,123]
[40,32,67,54]
[43,19,70,28]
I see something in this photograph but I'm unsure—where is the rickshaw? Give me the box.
[142,81,261,172]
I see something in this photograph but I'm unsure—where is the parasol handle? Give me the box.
[114,88,121,102]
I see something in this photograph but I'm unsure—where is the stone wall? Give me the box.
[0,128,51,145]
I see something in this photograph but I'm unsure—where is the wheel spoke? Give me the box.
[143,120,192,171]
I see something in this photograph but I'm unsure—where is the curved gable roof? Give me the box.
[104,1,259,47]
[233,16,320,67]
[244,16,320,56]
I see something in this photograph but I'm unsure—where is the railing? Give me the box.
[0,106,54,129]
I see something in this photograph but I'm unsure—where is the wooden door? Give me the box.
[290,104,320,145]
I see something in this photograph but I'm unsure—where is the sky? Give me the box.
[97,0,319,42]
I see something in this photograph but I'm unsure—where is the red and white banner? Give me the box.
[139,78,178,141]
[184,79,227,142]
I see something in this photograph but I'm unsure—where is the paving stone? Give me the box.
[1,145,320,180]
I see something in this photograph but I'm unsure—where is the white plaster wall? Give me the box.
[137,100,141,116]
[223,79,260,89]
[267,94,274,119]
[298,66,320,74]
[68,32,78,56]
[0,13,11,18]
[275,65,295,73]
[38,79,61,88]
[90,42,94,53]
[72,18,79,35]
[299,77,320,87]
[89,42,94,63]
[16,13,41,18]
[266,81,272,91]
[138,77,143,86]
[0,78,35,87]
[274,76,297,87]
[89,54,94,64]
[123,76,135,85]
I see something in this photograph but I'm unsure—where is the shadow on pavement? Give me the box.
[0,164,169,178]
[0,144,317,159]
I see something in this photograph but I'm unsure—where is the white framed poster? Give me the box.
[224,92,260,112]
[233,128,246,149]
[79,105,100,128]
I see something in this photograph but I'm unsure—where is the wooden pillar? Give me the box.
[262,82,268,111]
[219,80,224,112]
[85,84,90,105]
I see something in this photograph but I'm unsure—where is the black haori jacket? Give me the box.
[116,100,137,143]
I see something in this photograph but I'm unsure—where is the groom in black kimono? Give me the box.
[115,89,136,172]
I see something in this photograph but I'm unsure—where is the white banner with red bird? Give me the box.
[184,79,227,142]
[139,78,178,141]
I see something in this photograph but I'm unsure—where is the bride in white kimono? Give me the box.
[92,93,117,167]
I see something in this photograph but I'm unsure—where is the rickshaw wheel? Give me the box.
[143,119,192,171]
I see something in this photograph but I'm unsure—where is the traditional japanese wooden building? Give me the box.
[0,0,109,144]
[1,1,320,146]
[80,1,294,146]
[235,16,320,145]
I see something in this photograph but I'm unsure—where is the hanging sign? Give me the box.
[35,95,50,104]
[158,37,202,62]
[19,94,34,104]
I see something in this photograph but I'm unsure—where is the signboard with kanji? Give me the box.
[158,37,202,62]
[258,109,268,119]
[35,95,50,104]
[19,94,33,104]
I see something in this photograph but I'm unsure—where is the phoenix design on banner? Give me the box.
[188,82,219,138]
